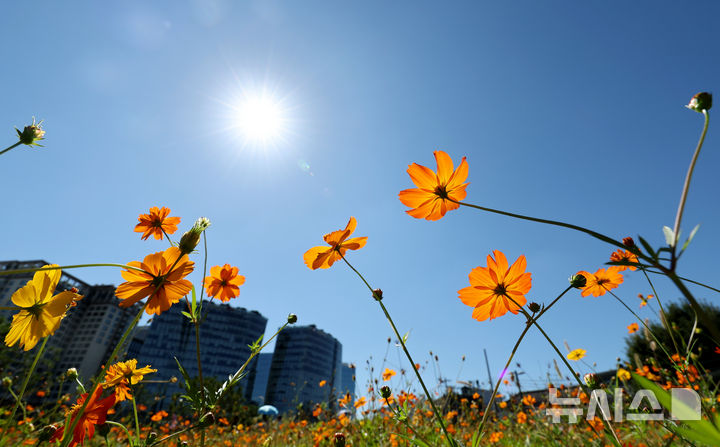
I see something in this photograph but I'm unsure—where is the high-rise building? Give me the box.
[265,325,342,413]
[340,363,356,406]
[131,301,267,403]
[250,352,273,405]
[0,261,139,383]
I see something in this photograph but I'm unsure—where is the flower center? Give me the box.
[152,219,163,228]
[597,278,609,286]
[433,185,449,199]
[493,283,507,296]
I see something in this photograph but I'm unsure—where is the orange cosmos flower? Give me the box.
[115,247,194,315]
[609,249,638,271]
[576,267,623,297]
[458,250,532,321]
[150,410,168,422]
[102,359,157,401]
[627,323,639,334]
[134,206,181,240]
[204,264,245,302]
[318,380,327,387]
[50,387,116,447]
[398,150,469,221]
[354,397,367,409]
[382,368,396,381]
[303,217,368,270]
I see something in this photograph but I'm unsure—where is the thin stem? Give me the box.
[0,263,149,277]
[639,267,680,355]
[644,269,720,294]
[454,200,626,251]
[524,310,621,446]
[60,302,148,447]
[340,255,456,447]
[383,396,433,446]
[0,337,49,443]
[147,421,204,447]
[161,229,175,247]
[105,420,133,443]
[132,396,141,445]
[672,110,710,270]
[472,320,532,447]
[471,286,572,446]
[196,232,209,447]
[0,141,22,157]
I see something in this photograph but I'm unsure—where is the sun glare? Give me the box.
[234,92,287,146]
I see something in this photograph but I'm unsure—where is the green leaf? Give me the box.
[681,224,700,253]
[181,311,193,320]
[174,357,193,392]
[662,226,675,247]
[402,332,410,344]
[632,373,720,445]
[637,236,658,260]
[191,285,198,317]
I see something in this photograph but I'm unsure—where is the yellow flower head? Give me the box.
[617,368,631,381]
[567,349,586,361]
[102,359,156,401]
[4,266,82,351]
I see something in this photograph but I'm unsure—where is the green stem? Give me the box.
[383,396,433,446]
[472,319,532,447]
[471,286,572,446]
[454,200,626,251]
[197,232,209,447]
[639,267,680,355]
[644,270,720,294]
[132,396,141,445]
[0,263,148,277]
[0,142,22,157]
[523,310,621,446]
[340,256,456,447]
[0,337,49,443]
[105,420,133,444]
[147,421,203,447]
[671,110,710,270]
[60,302,147,447]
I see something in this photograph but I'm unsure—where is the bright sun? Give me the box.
[235,93,286,145]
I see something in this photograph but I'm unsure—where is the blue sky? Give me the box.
[2,1,719,397]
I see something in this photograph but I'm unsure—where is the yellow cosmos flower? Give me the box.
[4,266,82,351]
[567,349,586,361]
[102,359,156,401]
[617,368,631,381]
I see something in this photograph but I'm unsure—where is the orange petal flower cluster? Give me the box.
[382,368,396,381]
[627,323,639,334]
[134,206,181,240]
[303,217,368,270]
[398,150,469,221]
[102,359,157,401]
[609,249,638,271]
[576,267,623,297]
[458,250,532,321]
[205,264,245,302]
[115,247,194,315]
[50,387,116,447]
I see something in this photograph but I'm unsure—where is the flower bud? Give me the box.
[569,274,587,289]
[528,302,541,313]
[287,313,298,324]
[38,425,58,443]
[583,373,598,389]
[170,376,178,383]
[66,368,78,380]
[199,412,215,428]
[686,92,712,112]
[178,217,212,254]
[622,237,635,248]
[2,377,12,388]
[372,289,383,301]
[97,423,110,438]
[147,432,158,443]
[380,385,391,399]
[15,118,45,147]
[334,433,346,447]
